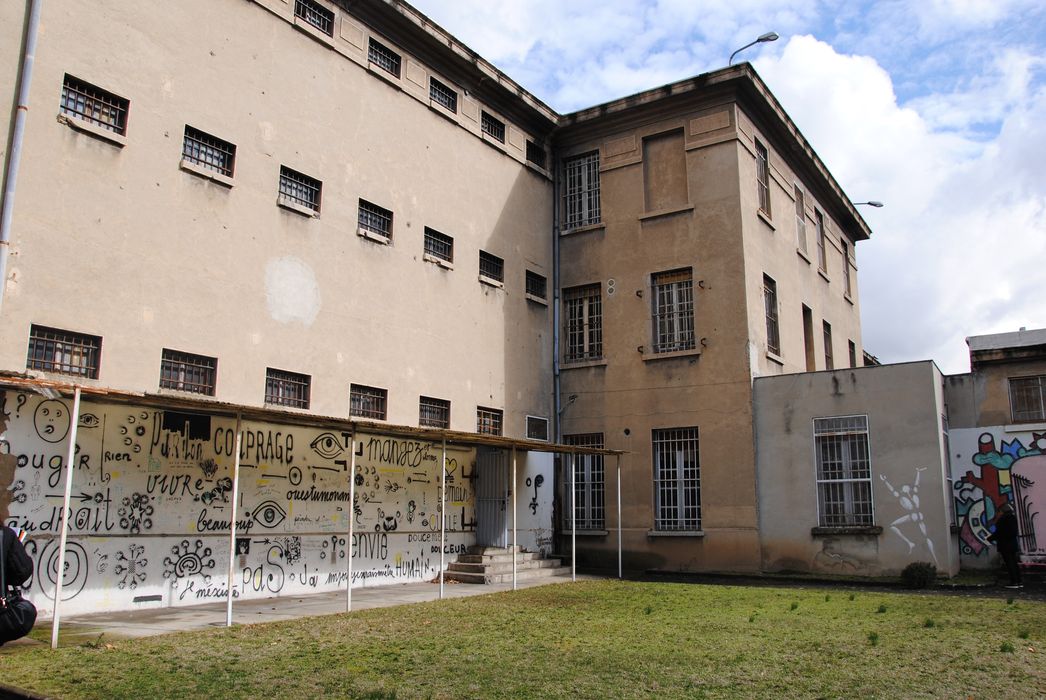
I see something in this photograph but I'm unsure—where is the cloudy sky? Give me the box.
[411,0,1046,374]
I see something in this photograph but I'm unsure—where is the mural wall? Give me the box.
[0,389,561,616]
[951,427,1045,568]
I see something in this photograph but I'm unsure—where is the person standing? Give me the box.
[988,502,1022,589]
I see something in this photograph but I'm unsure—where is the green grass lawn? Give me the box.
[2,580,1043,699]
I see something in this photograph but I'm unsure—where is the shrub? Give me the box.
[868,632,879,646]
[1000,641,1015,653]
[901,561,937,589]
[923,618,935,629]
[877,604,888,614]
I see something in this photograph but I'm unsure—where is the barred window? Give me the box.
[423,227,453,264]
[358,199,393,241]
[1010,376,1046,423]
[653,427,700,531]
[368,38,401,78]
[182,126,235,177]
[848,340,857,368]
[823,321,834,370]
[26,325,101,378]
[295,0,334,36]
[794,185,807,254]
[814,416,873,527]
[350,384,387,420]
[479,250,504,284]
[279,166,321,213]
[764,274,780,356]
[60,75,128,135]
[815,209,827,272]
[477,406,503,436]
[563,151,600,228]
[160,349,217,396]
[481,112,505,143]
[525,271,547,301]
[526,416,549,441]
[652,268,695,354]
[755,140,771,216]
[429,77,457,113]
[563,284,602,362]
[526,141,546,169]
[565,434,605,530]
[842,240,852,297]
[265,368,310,409]
[419,396,450,429]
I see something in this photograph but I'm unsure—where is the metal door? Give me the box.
[475,448,508,547]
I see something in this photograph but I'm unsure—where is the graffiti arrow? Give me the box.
[47,492,93,502]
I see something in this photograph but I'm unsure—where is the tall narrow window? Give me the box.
[563,151,601,228]
[814,416,873,527]
[848,340,857,368]
[755,140,771,216]
[565,434,605,530]
[480,112,505,143]
[802,305,815,371]
[160,349,217,395]
[815,209,827,272]
[823,321,834,370]
[526,141,546,169]
[429,77,457,113]
[26,325,101,378]
[653,427,700,531]
[794,185,807,254]
[182,126,236,177]
[841,240,852,297]
[60,75,129,135]
[358,199,393,242]
[368,38,401,78]
[763,275,780,356]
[294,0,334,36]
[419,396,451,429]
[1010,376,1046,423]
[265,368,310,409]
[652,268,695,354]
[563,284,602,362]
[279,166,321,214]
[350,384,387,420]
[477,407,503,436]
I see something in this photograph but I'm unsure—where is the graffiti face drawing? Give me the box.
[34,400,71,443]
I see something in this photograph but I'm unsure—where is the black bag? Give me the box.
[0,528,37,645]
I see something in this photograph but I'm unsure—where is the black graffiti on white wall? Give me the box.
[163,539,216,582]
[115,544,148,590]
[119,493,154,534]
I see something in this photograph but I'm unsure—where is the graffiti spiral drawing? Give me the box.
[37,540,89,601]
[164,540,216,581]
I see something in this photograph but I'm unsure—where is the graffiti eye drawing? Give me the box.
[251,500,287,529]
[310,432,345,459]
[78,413,100,428]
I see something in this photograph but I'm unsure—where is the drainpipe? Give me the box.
[552,159,562,442]
[0,0,43,318]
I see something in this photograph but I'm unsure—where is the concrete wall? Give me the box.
[754,362,959,576]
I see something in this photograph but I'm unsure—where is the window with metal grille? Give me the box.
[265,368,311,409]
[477,406,502,436]
[526,416,549,441]
[419,396,450,429]
[350,384,387,420]
[60,75,129,135]
[480,111,505,143]
[563,284,602,362]
[814,415,873,527]
[815,209,827,272]
[26,325,101,378]
[429,77,457,113]
[159,349,217,395]
[423,227,453,264]
[755,140,771,216]
[565,434,605,530]
[563,151,600,228]
[279,166,321,213]
[652,268,695,354]
[294,0,334,36]
[653,427,700,531]
[842,240,852,297]
[182,126,235,177]
[823,321,834,370]
[479,250,504,283]
[358,199,393,241]
[368,38,401,78]
[525,271,547,301]
[1010,376,1046,423]
[526,141,546,169]
[764,274,780,356]
[794,185,807,254]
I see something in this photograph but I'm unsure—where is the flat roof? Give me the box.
[967,328,1046,352]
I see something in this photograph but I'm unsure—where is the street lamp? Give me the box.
[729,32,779,66]
[852,201,884,208]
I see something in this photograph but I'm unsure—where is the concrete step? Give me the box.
[447,558,563,575]
[468,546,523,555]
[442,566,573,585]
[456,552,539,565]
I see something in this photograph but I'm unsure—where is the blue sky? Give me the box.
[411,0,1046,374]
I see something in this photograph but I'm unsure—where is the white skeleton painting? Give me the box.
[880,468,938,565]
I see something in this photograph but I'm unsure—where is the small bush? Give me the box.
[901,561,937,589]
[877,604,888,614]
[824,594,831,602]
[748,614,756,623]
[1018,629,1030,639]
[1000,641,1015,653]
[849,593,856,601]
[790,601,799,611]
[643,605,653,615]
[923,618,935,628]
[868,632,879,646]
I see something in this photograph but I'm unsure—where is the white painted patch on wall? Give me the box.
[265,257,321,326]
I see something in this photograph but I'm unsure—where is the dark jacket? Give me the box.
[2,526,33,589]
[988,511,1020,554]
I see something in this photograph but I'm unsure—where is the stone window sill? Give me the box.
[639,204,694,223]
[561,358,607,370]
[525,293,548,306]
[58,114,126,147]
[277,197,319,218]
[358,227,391,245]
[423,252,453,270]
[811,526,882,536]
[642,347,701,362]
[647,530,704,538]
[766,350,784,366]
[479,274,504,289]
[180,159,234,188]
[757,209,775,230]
[560,222,604,237]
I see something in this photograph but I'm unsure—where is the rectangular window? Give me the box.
[653,427,701,531]
[815,209,827,272]
[429,77,457,113]
[368,38,401,78]
[182,126,235,177]
[794,185,807,254]
[26,325,101,378]
[358,199,393,242]
[563,151,601,228]
[1010,376,1046,423]
[60,75,129,135]
[525,271,547,301]
[565,434,605,530]
[755,140,771,216]
[350,384,387,420]
[265,368,310,409]
[526,416,549,441]
[563,284,602,362]
[480,111,505,143]
[764,274,780,356]
[479,250,504,284]
[159,349,217,396]
[823,321,834,370]
[477,406,503,436]
[419,396,450,429]
[814,415,873,527]
[652,268,695,354]
[841,240,852,297]
[848,340,857,368]
[526,141,546,169]
[279,166,321,213]
[802,305,815,371]
[423,227,453,264]
[294,0,334,36]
